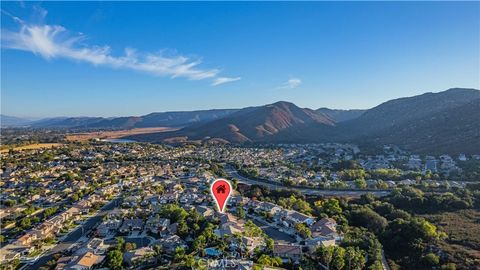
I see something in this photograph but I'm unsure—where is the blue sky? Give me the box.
[1,1,479,118]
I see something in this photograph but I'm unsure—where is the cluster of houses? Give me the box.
[1,141,477,269]
[245,200,340,255]
[0,195,105,262]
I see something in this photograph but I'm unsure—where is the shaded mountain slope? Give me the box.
[358,98,480,155]
[129,101,336,143]
[338,88,480,138]
[316,108,366,122]
[27,109,238,129]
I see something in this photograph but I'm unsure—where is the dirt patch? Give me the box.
[65,127,178,142]
[0,143,62,153]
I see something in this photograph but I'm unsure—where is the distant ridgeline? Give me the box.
[2,88,479,155]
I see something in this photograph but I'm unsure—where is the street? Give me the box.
[225,166,391,197]
[24,198,121,270]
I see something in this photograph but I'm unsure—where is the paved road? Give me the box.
[125,236,153,248]
[225,166,391,197]
[25,198,121,270]
[381,250,392,270]
[250,219,296,243]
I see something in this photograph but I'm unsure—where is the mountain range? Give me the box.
[1,109,238,129]
[126,88,480,154]
[316,108,366,122]
[2,88,479,154]
[0,115,37,127]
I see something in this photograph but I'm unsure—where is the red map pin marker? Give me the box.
[211,179,232,213]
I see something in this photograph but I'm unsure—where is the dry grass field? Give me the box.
[65,127,177,142]
[0,143,62,153]
[422,209,480,268]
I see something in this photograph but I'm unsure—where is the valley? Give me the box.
[64,127,178,142]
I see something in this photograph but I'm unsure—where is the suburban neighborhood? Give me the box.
[1,141,478,269]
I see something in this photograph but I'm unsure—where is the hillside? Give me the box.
[316,108,365,122]
[129,88,480,155]
[26,109,238,129]
[129,101,335,143]
[0,115,33,127]
[30,117,105,128]
[338,88,480,137]
[5,88,479,155]
[359,98,480,155]
[69,109,240,129]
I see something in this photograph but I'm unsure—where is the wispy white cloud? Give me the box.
[1,9,240,84]
[278,78,302,89]
[212,76,241,86]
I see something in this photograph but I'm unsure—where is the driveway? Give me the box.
[247,216,296,243]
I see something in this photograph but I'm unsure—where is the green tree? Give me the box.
[173,247,186,262]
[423,253,440,266]
[368,261,384,270]
[3,199,16,207]
[177,220,189,238]
[354,179,367,189]
[183,254,195,267]
[316,246,334,269]
[440,263,456,270]
[349,207,387,234]
[107,250,123,270]
[236,206,246,219]
[193,235,206,255]
[19,217,32,229]
[160,204,188,223]
[115,237,125,251]
[331,246,345,270]
[265,237,274,253]
[244,220,263,237]
[341,169,366,181]
[278,195,313,215]
[154,184,165,194]
[367,238,383,268]
[295,223,312,239]
[314,198,342,217]
[257,254,282,267]
[153,244,163,256]
[43,207,59,218]
[345,246,366,270]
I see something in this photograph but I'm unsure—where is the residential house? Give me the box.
[241,236,264,253]
[123,247,155,266]
[284,210,315,226]
[63,252,104,270]
[96,219,121,237]
[119,219,143,233]
[158,235,187,253]
[306,236,336,252]
[273,244,302,262]
[15,232,38,246]
[145,216,170,234]
[310,218,338,238]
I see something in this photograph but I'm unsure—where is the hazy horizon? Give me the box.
[2,87,480,119]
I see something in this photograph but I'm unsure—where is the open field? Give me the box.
[0,143,62,153]
[422,209,480,268]
[65,127,177,142]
